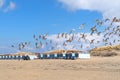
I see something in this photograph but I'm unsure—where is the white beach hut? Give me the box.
[6,56,8,59]
[0,55,2,59]
[40,54,44,59]
[28,55,38,60]
[3,55,5,59]
[47,54,50,59]
[78,53,90,59]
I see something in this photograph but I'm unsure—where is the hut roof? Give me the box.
[0,52,36,56]
[43,49,83,54]
[15,52,34,56]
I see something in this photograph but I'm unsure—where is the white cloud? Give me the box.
[0,0,4,8]
[58,0,120,18]
[47,33,104,51]
[4,1,16,12]
[47,34,66,42]
[9,1,15,10]
[46,28,120,51]
[0,0,16,12]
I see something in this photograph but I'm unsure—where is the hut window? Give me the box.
[72,53,75,56]
[54,54,57,57]
[16,56,18,58]
[41,54,43,57]
[63,54,66,57]
[47,54,50,57]
[6,56,8,59]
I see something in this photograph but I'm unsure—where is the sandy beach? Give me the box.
[0,56,120,80]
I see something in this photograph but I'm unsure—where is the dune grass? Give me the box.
[90,44,120,57]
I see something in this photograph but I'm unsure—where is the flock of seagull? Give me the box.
[11,17,120,52]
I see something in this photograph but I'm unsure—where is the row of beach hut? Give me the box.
[0,51,90,60]
[0,55,23,60]
[38,53,79,60]
[38,50,90,60]
[0,55,38,60]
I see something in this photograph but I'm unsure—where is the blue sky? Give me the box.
[0,0,101,42]
[0,0,119,53]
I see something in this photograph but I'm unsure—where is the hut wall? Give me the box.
[78,53,90,59]
[0,56,2,59]
[28,55,38,60]
[40,54,43,59]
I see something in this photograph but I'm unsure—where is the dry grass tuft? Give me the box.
[91,50,117,57]
[90,44,120,57]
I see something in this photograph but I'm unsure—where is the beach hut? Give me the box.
[14,55,17,59]
[61,53,77,60]
[15,55,18,59]
[50,54,54,59]
[58,53,63,59]
[10,55,14,59]
[62,51,74,59]
[2,55,4,59]
[28,55,38,60]
[66,53,73,59]
[8,55,11,59]
[5,55,8,59]
[5,55,9,60]
[71,53,76,60]
[22,55,30,60]
[8,55,12,59]
[3,55,5,59]
[2,55,5,60]
[17,55,23,60]
[75,53,79,58]
[11,55,14,59]
[2,55,5,59]
[47,54,51,59]
[16,55,23,60]
[78,53,90,59]
[8,55,11,60]
[44,54,48,59]
[54,54,59,59]
[0,55,2,60]
[39,54,44,59]
[22,55,37,60]
[62,53,66,59]
[8,55,10,59]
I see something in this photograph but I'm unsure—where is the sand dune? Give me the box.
[90,44,120,56]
